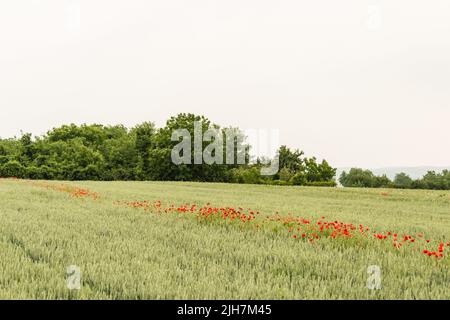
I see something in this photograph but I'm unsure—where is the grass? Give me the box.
[0,179,449,299]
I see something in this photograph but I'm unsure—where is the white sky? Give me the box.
[0,0,449,168]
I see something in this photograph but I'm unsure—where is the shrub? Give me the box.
[0,161,25,178]
[25,166,45,180]
[278,167,294,182]
[230,167,261,184]
[394,173,413,189]
[290,172,307,186]
[304,180,337,187]
[270,180,290,186]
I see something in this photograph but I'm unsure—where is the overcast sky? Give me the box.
[0,0,449,168]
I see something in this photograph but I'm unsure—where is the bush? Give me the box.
[290,172,307,185]
[304,180,337,187]
[230,167,261,184]
[0,161,25,178]
[25,166,45,180]
[270,180,290,186]
[339,168,376,187]
[0,155,9,166]
[339,168,393,188]
[394,173,413,189]
[278,167,294,182]
[372,175,392,188]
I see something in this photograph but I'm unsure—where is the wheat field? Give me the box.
[0,179,449,299]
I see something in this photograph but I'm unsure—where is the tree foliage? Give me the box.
[339,168,450,190]
[0,114,336,187]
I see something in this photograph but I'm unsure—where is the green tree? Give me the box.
[0,115,341,186]
[278,146,304,173]
[394,172,413,189]
[339,168,376,187]
[132,122,156,178]
[372,174,392,188]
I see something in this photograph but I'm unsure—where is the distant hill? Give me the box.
[336,166,450,181]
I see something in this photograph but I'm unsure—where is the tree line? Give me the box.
[0,113,336,186]
[339,168,450,190]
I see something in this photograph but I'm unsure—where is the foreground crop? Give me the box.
[1,178,449,299]
[6,178,448,262]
